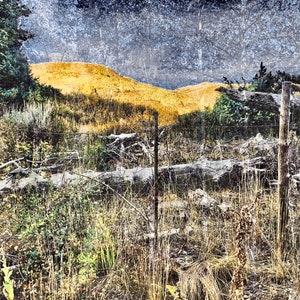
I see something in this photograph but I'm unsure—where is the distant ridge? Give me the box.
[31,62,224,125]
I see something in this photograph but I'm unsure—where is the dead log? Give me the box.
[142,226,194,241]
[107,133,138,142]
[216,87,300,114]
[78,157,269,195]
[0,157,270,195]
[106,132,152,165]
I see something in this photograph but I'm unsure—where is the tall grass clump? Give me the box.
[0,99,77,165]
[1,248,15,300]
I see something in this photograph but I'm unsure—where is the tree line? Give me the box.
[0,0,57,109]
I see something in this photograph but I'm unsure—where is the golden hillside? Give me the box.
[31,62,224,125]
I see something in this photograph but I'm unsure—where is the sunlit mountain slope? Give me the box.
[31,62,224,125]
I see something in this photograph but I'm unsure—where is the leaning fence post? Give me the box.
[277,81,291,262]
[153,111,159,251]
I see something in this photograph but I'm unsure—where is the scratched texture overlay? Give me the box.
[21,0,300,89]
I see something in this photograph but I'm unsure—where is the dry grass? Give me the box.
[1,139,300,299]
[2,63,300,299]
[30,62,224,126]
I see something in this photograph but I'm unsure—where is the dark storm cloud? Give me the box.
[62,0,299,14]
[73,0,238,13]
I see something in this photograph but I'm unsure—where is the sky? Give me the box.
[22,0,300,89]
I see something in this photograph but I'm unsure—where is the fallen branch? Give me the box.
[77,172,154,231]
[0,158,24,170]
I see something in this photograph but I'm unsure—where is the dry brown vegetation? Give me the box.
[1,133,300,300]
[1,106,300,300]
[1,62,299,300]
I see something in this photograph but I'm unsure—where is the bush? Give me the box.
[83,139,113,171]
[175,94,278,140]
[0,101,75,164]
[249,62,300,93]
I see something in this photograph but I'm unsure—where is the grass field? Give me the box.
[31,62,224,125]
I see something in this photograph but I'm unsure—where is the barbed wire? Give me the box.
[6,124,283,137]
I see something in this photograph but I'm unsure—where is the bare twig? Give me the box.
[0,158,24,170]
[75,172,154,231]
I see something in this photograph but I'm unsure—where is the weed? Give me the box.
[1,248,15,300]
[83,139,112,171]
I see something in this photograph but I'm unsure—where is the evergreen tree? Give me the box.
[0,0,34,105]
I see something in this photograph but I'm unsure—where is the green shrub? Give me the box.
[5,186,119,297]
[83,139,113,171]
[175,94,278,140]
[13,187,94,279]
[248,62,300,93]
[0,101,75,164]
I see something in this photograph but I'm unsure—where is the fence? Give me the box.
[2,84,300,299]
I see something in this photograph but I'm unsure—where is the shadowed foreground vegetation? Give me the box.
[1,59,300,299]
[1,85,300,299]
[2,173,300,299]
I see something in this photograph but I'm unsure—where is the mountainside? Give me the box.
[31,62,223,125]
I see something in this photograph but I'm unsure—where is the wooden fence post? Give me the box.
[277,81,291,262]
[153,111,159,251]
